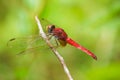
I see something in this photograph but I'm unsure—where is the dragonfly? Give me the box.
[8,18,97,60]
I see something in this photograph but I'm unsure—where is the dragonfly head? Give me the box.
[47,25,55,33]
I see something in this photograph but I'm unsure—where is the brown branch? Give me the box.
[35,16,73,80]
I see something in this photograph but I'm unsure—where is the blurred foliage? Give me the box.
[0,0,120,80]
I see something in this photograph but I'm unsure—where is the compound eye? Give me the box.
[47,25,55,33]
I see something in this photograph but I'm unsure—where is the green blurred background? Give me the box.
[0,0,120,80]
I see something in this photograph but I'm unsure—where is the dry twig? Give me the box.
[35,16,73,80]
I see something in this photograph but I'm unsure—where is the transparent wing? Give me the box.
[7,35,49,55]
[7,18,60,55]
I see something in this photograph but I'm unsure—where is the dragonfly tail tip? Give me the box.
[93,56,97,60]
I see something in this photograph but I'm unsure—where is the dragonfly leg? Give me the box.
[46,34,60,49]
[55,38,59,46]
[52,38,61,49]
[48,35,53,40]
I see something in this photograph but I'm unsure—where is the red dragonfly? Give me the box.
[8,19,97,60]
[46,25,97,60]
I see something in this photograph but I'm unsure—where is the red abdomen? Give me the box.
[66,38,97,60]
